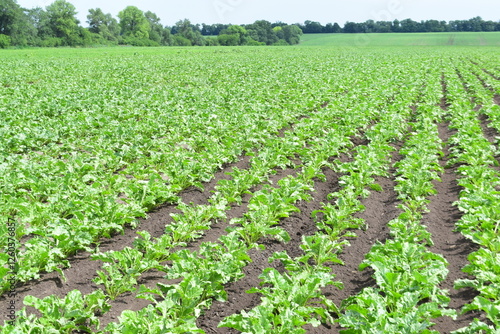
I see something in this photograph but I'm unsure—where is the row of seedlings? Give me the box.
[339,68,459,332]
[220,59,431,332]
[443,66,500,333]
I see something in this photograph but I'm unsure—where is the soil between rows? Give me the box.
[426,123,480,333]
[1,155,255,323]
[197,165,334,333]
[0,126,485,333]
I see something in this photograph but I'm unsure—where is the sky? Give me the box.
[16,0,500,27]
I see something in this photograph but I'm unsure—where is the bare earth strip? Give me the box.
[197,165,336,333]
[482,68,500,81]
[317,142,403,334]
[1,100,339,329]
[0,154,253,323]
[426,122,480,333]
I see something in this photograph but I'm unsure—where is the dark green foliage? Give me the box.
[246,20,278,45]
[282,25,303,45]
[118,6,150,39]
[218,34,239,46]
[174,19,205,46]
[87,8,119,42]
[45,0,79,42]
[0,33,10,48]
[0,0,37,46]
[204,36,219,46]
[173,34,192,46]
[0,0,498,48]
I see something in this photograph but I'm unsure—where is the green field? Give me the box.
[299,31,500,47]
[1,45,500,333]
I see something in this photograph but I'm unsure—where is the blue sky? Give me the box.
[16,0,499,27]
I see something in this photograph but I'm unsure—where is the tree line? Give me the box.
[0,0,302,48]
[0,0,498,48]
[325,17,500,34]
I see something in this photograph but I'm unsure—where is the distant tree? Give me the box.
[45,0,80,43]
[282,24,302,44]
[213,23,229,35]
[118,6,149,39]
[0,0,37,45]
[400,19,419,32]
[172,34,191,46]
[0,0,19,35]
[160,27,173,46]
[469,16,484,32]
[323,23,335,33]
[332,23,342,33]
[0,33,10,47]
[375,21,392,33]
[392,19,401,32]
[174,19,204,45]
[424,19,445,32]
[245,20,278,45]
[87,8,105,33]
[343,22,362,33]
[205,36,219,45]
[271,21,287,28]
[87,8,119,42]
[144,10,165,44]
[364,20,375,33]
[303,20,323,33]
[218,24,248,45]
[217,33,238,46]
[273,26,284,40]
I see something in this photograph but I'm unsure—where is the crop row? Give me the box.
[443,63,500,333]
[220,59,435,332]
[2,48,500,333]
[0,49,355,293]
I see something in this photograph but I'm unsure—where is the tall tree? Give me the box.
[45,0,79,40]
[218,24,248,45]
[0,0,37,45]
[282,24,303,45]
[399,19,419,33]
[302,20,323,33]
[118,6,149,39]
[87,8,106,33]
[174,19,204,46]
[246,20,278,45]
[0,0,21,36]
[144,10,171,45]
[87,8,119,41]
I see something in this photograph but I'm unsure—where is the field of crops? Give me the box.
[300,32,500,46]
[1,45,500,333]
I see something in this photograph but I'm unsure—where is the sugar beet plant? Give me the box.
[2,47,500,333]
[443,66,500,333]
[220,62,433,332]
[0,47,341,293]
[340,99,458,332]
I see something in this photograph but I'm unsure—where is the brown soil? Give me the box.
[197,166,338,333]
[0,154,253,325]
[482,68,500,81]
[0,120,486,332]
[479,113,500,147]
[494,94,500,106]
[426,123,480,333]
[324,144,403,334]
